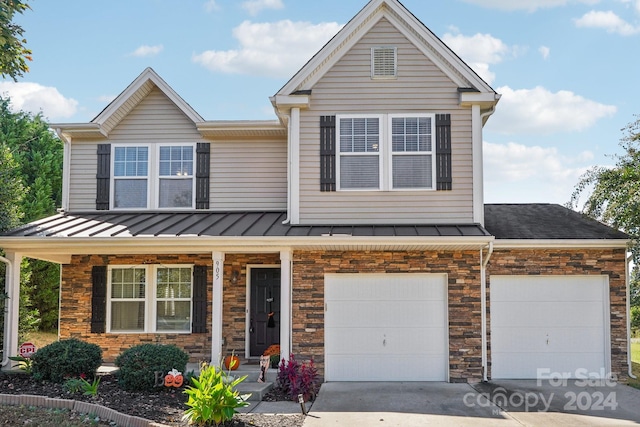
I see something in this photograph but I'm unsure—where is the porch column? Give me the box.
[2,252,22,370]
[280,250,292,361]
[211,252,224,365]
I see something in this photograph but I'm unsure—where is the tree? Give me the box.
[0,96,63,334]
[0,0,32,81]
[570,115,640,264]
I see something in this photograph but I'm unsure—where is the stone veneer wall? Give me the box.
[60,253,281,363]
[487,248,628,380]
[291,250,483,383]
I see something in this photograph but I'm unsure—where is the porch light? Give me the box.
[230,270,239,284]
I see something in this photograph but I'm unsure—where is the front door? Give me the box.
[249,268,281,357]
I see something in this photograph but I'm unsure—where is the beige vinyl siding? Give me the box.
[68,141,99,211]
[210,138,287,211]
[298,18,474,224]
[68,87,287,212]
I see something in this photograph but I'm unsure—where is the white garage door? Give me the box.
[491,275,609,379]
[325,273,448,381]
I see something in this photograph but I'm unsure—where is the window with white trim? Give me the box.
[107,265,193,333]
[336,113,435,191]
[112,143,195,210]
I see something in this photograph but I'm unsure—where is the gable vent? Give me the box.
[371,47,397,78]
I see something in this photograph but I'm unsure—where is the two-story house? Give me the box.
[0,0,631,383]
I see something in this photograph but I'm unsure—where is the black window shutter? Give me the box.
[192,265,208,333]
[196,143,211,209]
[320,116,336,192]
[96,144,111,210]
[435,114,452,191]
[91,266,107,333]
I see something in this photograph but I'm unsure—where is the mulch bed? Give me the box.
[0,371,304,427]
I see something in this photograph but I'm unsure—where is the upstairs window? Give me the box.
[159,146,194,208]
[338,116,381,190]
[336,114,435,191]
[111,143,195,210]
[113,147,148,208]
[391,115,434,189]
[371,47,397,79]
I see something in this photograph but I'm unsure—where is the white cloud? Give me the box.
[203,0,220,12]
[490,85,617,134]
[242,0,284,16]
[441,32,511,85]
[0,82,78,120]
[574,10,640,35]
[483,141,593,203]
[460,0,599,12]
[539,45,551,59]
[193,20,343,78]
[129,44,164,57]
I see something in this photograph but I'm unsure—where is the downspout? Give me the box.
[0,255,12,367]
[55,128,71,212]
[281,113,292,225]
[627,252,637,379]
[481,241,494,382]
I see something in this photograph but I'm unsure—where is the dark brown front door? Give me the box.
[249,268,280,357]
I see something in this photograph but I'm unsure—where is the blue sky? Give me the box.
[3,0,640,206]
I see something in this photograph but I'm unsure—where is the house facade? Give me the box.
[0,0,632,383]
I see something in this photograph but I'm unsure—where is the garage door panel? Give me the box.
[325,273,448,382]
[326,274,446,301]
[492,327,605,353]
[327,354,446,382]
[326,327,446,355]
[491,276,605,302]
[491,301,604,327]
[492,352,606,379]
[491,275,608,380]
[328,301,446,328]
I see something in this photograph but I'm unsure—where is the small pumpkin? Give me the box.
[164,374,175,387]
[224,355,240,370]
[173,374,184,387]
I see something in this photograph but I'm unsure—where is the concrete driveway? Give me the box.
[302,380,640,426]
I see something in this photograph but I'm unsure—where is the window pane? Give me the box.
[340,118,379,153]
[114,147,148,177]
[111,268,146,299]
[159,146,193,177]
[156,301,191,331]
[159,178,193,208]
[114,179,147,208]
[393,155,432,189]
[340,155,379,189]
[157,267,192,299]
[111,301,145,331]
[392,117,432,153]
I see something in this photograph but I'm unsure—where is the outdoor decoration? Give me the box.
[164,368,183,388]
[224,354,240,371]
[258,355,269,383]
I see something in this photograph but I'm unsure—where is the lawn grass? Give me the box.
[627,339,640,389]
[23,330,58,349]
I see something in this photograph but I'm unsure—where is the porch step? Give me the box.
[235,381,273,401]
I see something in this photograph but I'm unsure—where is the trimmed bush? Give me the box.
[31,338,102,383]
[115,343,188,391]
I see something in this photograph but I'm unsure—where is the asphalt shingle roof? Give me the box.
[484,204,628,240]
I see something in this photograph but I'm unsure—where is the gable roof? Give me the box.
[484,204,629,241]
[53,68,204,140]
[276,0,496,98]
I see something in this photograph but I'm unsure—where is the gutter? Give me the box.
[627,252,637,379]
[481,241,493,382]
[0,255,11,367]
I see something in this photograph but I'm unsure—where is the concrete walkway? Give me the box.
[302,381,640,426]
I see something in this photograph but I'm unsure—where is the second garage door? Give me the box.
[324,273,448,381]
[490,275,609,379]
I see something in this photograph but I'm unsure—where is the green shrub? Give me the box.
[31,338,102,383]
[183,362,250,425]
[115,343,188,391]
